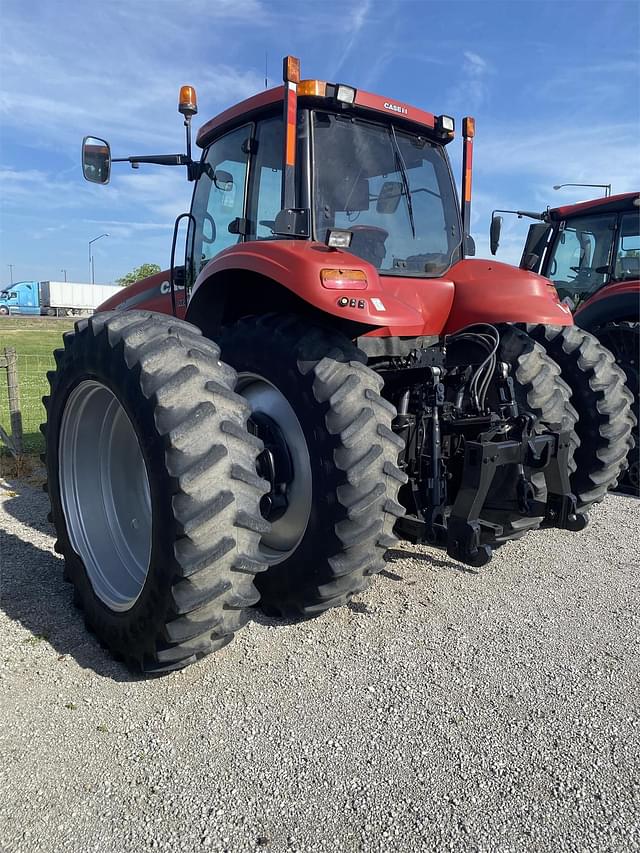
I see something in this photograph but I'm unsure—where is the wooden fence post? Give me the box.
[3,347,23,456]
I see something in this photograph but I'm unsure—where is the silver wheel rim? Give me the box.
[58,380,152,612]
[237,372,312,564]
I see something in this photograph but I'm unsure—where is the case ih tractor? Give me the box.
[44,56,634,673]
[491,192,639,494]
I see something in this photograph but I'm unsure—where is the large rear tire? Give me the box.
[593,321,639,496]
[220,314,406,618]
[43,311,268,673]
[526,324,635,510]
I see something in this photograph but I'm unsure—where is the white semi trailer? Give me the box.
[0,281,120,316]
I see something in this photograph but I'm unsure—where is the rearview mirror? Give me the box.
[82,136,111,184]
[376,181,403,214]
[214,170,233,191]
[490,215,502,255]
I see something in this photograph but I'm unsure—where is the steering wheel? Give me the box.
[202,212,216,245]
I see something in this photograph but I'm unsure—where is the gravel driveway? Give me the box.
[1,472,638,853]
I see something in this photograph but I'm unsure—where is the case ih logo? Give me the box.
[383,102,408,115]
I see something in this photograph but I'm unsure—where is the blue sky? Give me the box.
[1,0,638,286]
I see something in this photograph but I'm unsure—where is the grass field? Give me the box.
[0,317,74,454]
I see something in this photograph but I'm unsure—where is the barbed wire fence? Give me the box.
[0,348,54,458]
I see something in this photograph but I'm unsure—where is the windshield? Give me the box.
[312,111,462,276]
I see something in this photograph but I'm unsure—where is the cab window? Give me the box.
[547,213,615,302]
[613,212,640,282]
[190,124,251,279]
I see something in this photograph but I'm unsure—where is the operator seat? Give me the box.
[348,225,389,269]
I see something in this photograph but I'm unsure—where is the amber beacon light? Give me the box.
[179,86,198,117]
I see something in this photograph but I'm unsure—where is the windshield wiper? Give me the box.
[390,126,416,239]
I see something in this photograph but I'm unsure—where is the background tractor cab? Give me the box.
[490,192,639,315]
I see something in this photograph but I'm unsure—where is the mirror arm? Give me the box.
[112,154,193,166]
[491,208,547,222]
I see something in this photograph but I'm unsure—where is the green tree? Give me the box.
[116,263,161,287]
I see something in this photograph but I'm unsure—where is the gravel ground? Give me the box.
[0,472,639,853]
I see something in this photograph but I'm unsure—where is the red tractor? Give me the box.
[44,57,634,673]
[491,192,639,494]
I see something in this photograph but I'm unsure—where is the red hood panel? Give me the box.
[443,258,573,333]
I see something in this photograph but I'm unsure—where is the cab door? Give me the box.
[187,123,252,288]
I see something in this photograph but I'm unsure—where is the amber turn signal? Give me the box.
[320,269,367,290]
[298,79,327,97]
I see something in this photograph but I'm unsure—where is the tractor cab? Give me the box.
[523,194,640,308]
[82,57,476,313]
[189,102,464,282]
[182,69,470,297]
[490,192,640,311]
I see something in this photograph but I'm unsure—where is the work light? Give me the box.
[336,85,356,105]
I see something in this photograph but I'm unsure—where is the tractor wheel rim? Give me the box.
[237,372,312,564]
[59,380,152,612]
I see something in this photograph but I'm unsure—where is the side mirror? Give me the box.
[213,170,233,191]
[376,181,403,214]
[490,215,502,255]
[82,136,111,184]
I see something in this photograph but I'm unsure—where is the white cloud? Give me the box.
[447,49,491,113]
[333,0,373,77]
[464,51,487,72]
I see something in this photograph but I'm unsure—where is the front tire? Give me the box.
[220,314,406,617]
[43,311,268,673]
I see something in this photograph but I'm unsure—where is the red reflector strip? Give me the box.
[320,269,367,290]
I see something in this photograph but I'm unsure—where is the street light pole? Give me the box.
[88,233,109,284]
[553,182,612,198]
[61,269,67,282]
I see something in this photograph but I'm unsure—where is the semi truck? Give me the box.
[0,281,119,316]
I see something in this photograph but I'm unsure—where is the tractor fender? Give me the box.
[573,280,640,332]
[97,269,186,318]
[189,241,455,336]
[443,258,573,334]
